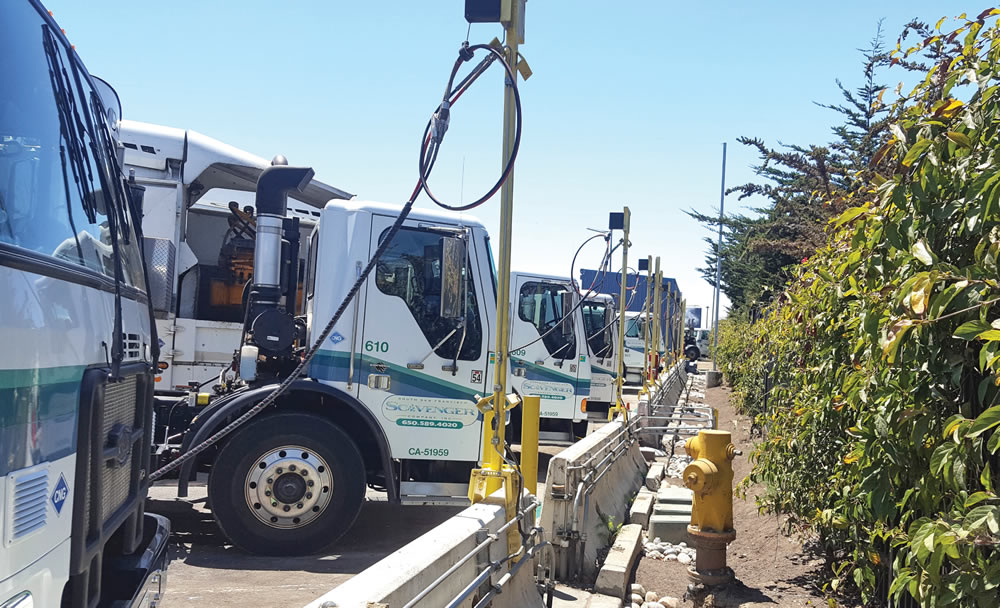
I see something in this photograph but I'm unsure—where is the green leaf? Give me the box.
[968,404,1000,438]
[911,239,936,265]
[954,320,991,340]
[929,281,968,319]
[902,139,933,167]
[834,206,867,228]
[946,131,973,147]
[930,443,954,475]
[965,491,993,507]
[989,431,1000,455]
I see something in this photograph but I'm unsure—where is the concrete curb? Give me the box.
[594,524,643,598]
[628,489,655,528]
[644,462,664,491]
[306,490,543,608]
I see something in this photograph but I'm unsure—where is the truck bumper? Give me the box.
[117,513,171,608]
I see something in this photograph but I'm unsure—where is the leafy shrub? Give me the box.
[718,13,1000,607]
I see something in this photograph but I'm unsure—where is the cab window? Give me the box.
[517,281,575,360]
[582,301,611,358]
[375,227,482,361]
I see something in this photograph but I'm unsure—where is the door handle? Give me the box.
[367,374,391,390]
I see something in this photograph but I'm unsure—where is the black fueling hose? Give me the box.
[150,40,522,482]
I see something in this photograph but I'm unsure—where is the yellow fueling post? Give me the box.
[520,394,540,495]
[608,207,631,421]
[466,0,531,558]
[683,429,740,584]
[680,299,687,363]
[653,263,663,375]
[639,256,652,397]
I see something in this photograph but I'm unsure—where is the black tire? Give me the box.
[208,411,365,555]
[685,346,700,361]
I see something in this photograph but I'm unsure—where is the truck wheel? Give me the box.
[685,346,700,361]
[208,412,365,555]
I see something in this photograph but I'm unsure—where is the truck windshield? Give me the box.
[625,316,642,338]
[484,234,497,300]
[517,281,575,360]
[582,301,611,358]
[0,5,144,287]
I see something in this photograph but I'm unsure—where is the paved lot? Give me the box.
[150,400,638,608]
[150,482,462,608]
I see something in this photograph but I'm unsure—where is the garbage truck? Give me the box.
[124,118,603,547]
[622,310,647,385]
[580,293,618,412]
[128,119,506,553]
[119,119,352,392]
[0,3,169,606]
[507,271,590,442]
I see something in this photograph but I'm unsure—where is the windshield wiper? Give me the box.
[44,25,126,379]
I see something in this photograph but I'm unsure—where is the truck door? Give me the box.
[509,277,582,422]
[359,215,490,464]
[582,299,616,405]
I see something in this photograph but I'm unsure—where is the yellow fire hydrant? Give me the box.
[683,429,740,584]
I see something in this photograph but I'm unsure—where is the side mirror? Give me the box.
[561,292,576,336]
[440,235,467,319]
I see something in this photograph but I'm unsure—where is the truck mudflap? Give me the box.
[105,513,171,608]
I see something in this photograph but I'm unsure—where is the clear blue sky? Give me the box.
[48,0,967,319]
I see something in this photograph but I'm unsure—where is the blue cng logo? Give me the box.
[51,474,69,515]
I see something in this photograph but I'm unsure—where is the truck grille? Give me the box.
[101,376,138,520]
[70,364,154,607]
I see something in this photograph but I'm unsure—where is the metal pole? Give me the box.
[643,256,652,389]
[713,143,726,371]
[653,263,662,369]
[611,207,630,419]
[470,2,524,505]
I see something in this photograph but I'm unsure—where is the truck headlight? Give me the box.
[1,592,32,608]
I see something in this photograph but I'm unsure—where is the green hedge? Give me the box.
[717,14,1000,607]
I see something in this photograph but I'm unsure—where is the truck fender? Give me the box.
[175,380,398,501]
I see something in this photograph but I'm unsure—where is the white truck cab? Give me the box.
[622,311,646,385]
[581,293,617,410]
[507,271,591,441]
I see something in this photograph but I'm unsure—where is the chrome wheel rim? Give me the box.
[244,445,333,529]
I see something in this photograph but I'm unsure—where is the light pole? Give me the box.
[713,143,727,371]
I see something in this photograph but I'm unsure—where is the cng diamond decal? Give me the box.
[330,332,346,345]
[51,474,69,515]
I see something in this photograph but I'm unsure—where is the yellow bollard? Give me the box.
[683,429,740,584]
[520,395,540,496]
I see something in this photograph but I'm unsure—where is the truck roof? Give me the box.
[511,270,571,284]
[326,199,487,230]
[120,120,353,206]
